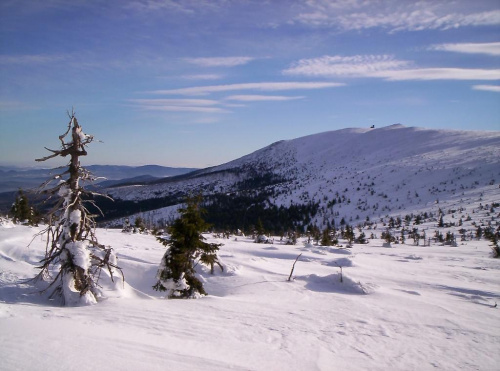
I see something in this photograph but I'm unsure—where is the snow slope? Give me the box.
[105,125,500,229]
[1,218,499,370]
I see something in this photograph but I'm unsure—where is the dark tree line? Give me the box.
[202,192,320,235]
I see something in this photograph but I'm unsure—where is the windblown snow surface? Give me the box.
[1,206,499,370]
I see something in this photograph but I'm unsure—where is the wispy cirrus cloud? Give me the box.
[129,98,219,106]
[149,82,344,96]
[378,68,500,81]
[225,95,305,102]
[123,0,231,14]
[142,106,228,113]
[128,98,229,113]
[294,0,500,32]
[183,56,255,67]
[430,42,500,56]
[0,51,167,71]
[284,55,500,81]
[0,53,69,65]
[472,85,500,92]
[180,74,224,80]
[283,55,410,77]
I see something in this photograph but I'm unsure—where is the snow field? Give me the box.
[1,222,499,370]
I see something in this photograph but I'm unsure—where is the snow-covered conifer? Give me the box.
[153,195,222,298]
[10,189,34,225]
[32,111,122,305]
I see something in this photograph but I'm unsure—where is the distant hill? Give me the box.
[87,165,198,181]
[101,125,500,232]
[0,165,198,213]
[0,165,198,194]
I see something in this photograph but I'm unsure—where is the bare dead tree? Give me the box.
[32,110,123,305]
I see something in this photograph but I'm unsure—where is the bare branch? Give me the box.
[288,253,302,281]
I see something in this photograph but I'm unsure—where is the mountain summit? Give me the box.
[105,125,500,231]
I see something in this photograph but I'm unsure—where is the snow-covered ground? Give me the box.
[1,219,499,370]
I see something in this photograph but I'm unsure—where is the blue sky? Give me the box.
[1,0,499,168]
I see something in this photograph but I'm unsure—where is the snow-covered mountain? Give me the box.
[104,124,500,230]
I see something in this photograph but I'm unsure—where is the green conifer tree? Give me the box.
[321,228,332,246]
[355,231,367,244]
[344,225,355,245]
[153,195,223,298]
[134,216,146,233]
[490,234,500,258]
[10,189,33,224]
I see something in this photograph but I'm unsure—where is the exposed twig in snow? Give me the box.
[288,253,302,281]
[333,262,343,283]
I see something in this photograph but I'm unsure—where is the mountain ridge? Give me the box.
[102,125,500,231]
[0,165,198,194]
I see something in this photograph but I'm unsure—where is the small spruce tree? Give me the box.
[490,234,500,258]
[344,225,355,246]
[321,228,332,246]
[381,229,395,246]
[285,231,298,245]
[312,225,321,245]
[355,231,367,244]
[134,216,146,233]
[254,218,267,243]
[476,226,483,240]
[153,195,223,298]
[10,189,34,225]
[438,214,444,228]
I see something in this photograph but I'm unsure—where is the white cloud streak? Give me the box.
[183,57,255,67]
[149,82,345,95]
[0,54,69,64]
[128,98,229,113]
[430,42,500,56]
[284,55,500,81]
[284,55,410,77]
[180,74,224,80]
[472,85,500,92]
[129,98,219,106]
[294,0,500,32]
[124,0,199,14]
[141,106,229,113]
[377,68,500,81]
[225,95,305,102]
